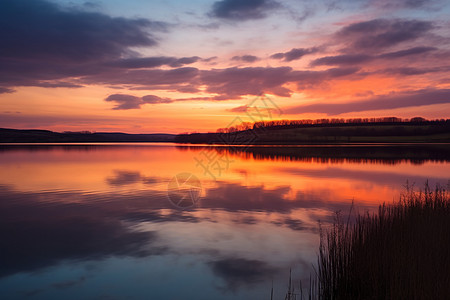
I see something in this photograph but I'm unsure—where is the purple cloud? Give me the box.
[380,66,450,76]
[378,46,436,58]
[210,0,280,20]
[82,67,200,87]
[311,47,437,66]
[107,56,200,69]
[336,19,433,51]
[285,88,450,115]
[311,54,373,66]
[0,87,15,94]
[105,94,173,110]
[229,105,249,112]
[200,66,295,98]
[0,0,168,90]
[93,65,360,103]
[142,95,173,104]
[270,47,319,62]
[231,55,260,63]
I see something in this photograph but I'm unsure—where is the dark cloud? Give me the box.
[142,95,173,104]
[378,46,436,58]
[311,54,373,66]
[93,66,304,100]
[288,67,361,89]
[270,47,318,62]
[402,0,429,7]
[0,0,167,90]
[171,56,201,67]
[201,66,294,98]
[202,56,218,63]
[199,66,359,99]
[107,56,200,69]
[231,55,260,63]
[105,94,173,110]
[0,87,15,94]
[311,47,437,66]
[380,66,449,76]
[85,67,200,87]
[91,66,318,99]
[369,0,435,9]
[337,19,433,51]
[29,81,84,88]
[0,0,160,62]
[210,0,280,20]
[285,88,450,115]
[105,94,143,110]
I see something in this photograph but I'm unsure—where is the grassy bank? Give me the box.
[313,183,450,299]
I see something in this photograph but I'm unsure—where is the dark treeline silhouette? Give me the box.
[216,117,450,133]
[176,117,450,144]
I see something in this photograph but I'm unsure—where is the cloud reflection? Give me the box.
[0,178,335,279]
[106,170,159,186]
[208,257,278,291]
[0,185,161,278]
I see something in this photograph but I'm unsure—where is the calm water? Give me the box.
[0,144,449,300]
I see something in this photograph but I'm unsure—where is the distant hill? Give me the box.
[0,128,175,143]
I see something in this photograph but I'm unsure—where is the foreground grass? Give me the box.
[313,183,450,300]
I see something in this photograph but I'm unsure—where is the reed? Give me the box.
[313,182,450,299]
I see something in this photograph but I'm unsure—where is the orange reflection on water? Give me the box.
[0,144,448,208]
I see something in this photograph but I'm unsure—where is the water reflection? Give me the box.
[0,144,448,299]
[178,144,450,165]
[0,185,161,277]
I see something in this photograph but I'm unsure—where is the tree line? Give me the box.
[215,117,450,133]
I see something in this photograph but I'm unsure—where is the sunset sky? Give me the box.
[1,0,450,133]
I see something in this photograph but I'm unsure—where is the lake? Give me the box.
[0,143,449,300]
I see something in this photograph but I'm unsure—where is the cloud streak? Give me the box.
[336,19,433,51]
[210,0,280,20]
[270,47,319,62]
[107,56,201,69]
[105,94,173,110]
[311,46,436,66]
[231,55,260,63]
[285,88,450,115]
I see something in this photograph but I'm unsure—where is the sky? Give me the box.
[0,0,449,133]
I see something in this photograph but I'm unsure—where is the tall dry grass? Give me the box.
[314,182,450,299]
